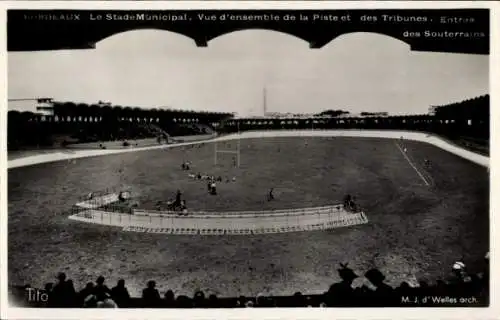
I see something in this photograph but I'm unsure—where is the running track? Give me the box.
[8,130,489,169]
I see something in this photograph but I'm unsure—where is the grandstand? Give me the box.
[218,95,489,155]
[8,95,489,154]
[7,102,232,150]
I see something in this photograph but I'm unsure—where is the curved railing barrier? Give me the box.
[8,130,489,169]
[69,205,369,235]
[131,205,344,218]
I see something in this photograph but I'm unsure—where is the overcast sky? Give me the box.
[8,30,488,117]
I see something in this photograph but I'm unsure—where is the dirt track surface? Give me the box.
[8,136,488,297]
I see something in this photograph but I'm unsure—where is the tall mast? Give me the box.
[263,86,267,117]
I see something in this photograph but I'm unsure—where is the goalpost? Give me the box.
[214,122,241,168]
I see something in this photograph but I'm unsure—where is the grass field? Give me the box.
[8,136,489,297]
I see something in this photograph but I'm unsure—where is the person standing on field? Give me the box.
[268,188,275,201]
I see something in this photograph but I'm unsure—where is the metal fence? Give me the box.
[131,204,350,219]
[69,205,368,235]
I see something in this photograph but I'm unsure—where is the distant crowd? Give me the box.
[11,254,489,308]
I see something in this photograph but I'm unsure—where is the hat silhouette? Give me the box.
[365,268,386,284]
[56,272,66,281]
[337,263,358,281]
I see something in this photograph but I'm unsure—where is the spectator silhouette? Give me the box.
[66,279,78,307]
[353,284,371,304]
[325,263,358,307]
[256,292,271,308]
[9,252,491,308]
[111,279,130,307]
[49,272,70,308]
[44,282,54,293]
[176,295,192,308]
[305,296,314,307]
[43,282,54,305]
[79,282,95,306]
[435,279,448,296]
[448,262,469,299]
[292,292,306,307]
[236,295,247,308]
[365,268,394,306]
[192,290,206,308]
[208,294,219,308]
[465,274,482,297]
[164,289,176,308]
[142,280,161,307]
[395,281,413,298]
[416,280,430,297]
[93,276,112,302]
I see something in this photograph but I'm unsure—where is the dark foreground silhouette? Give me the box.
[10,256,489,308]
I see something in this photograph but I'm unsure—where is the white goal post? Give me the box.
[214,122,241,168]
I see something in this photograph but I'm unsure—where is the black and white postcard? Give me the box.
[1,1,498,319]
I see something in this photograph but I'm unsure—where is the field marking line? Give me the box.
[395,142,430,187]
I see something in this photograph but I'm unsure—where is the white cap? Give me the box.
[452,261,466,270]
[485,252,489,260]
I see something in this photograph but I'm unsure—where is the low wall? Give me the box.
[66,134,216,150]
[66,138,159,150]
[169,134,216,143]
[68,205,368,235]
[8,130,489,169]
